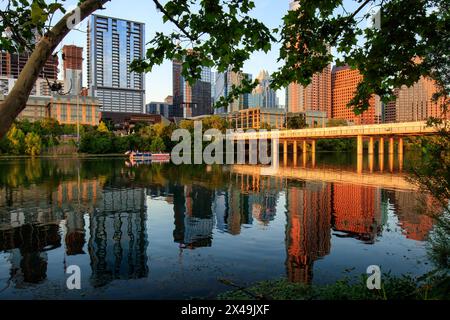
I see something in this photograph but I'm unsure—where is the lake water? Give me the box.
[0,154,437,299]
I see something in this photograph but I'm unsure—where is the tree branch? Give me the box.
[0,0,110,139]
[151,0,197,41]
[331,0,373,44]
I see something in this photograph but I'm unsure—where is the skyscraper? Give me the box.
[0,51,58,80]
[62,45,83,95]
[87,15,145,113]
[214,66,252,114]
[331,65,381,124]
[173,60,212,117]
[285,1,332,116]
[384,76,447,123]
[285,67,332,116]
[250,70,277,109]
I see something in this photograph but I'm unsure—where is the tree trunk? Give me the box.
[0,0,110,139]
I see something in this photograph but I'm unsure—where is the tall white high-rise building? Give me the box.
[87,15,145,113]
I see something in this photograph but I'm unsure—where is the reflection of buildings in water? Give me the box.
[0,223,60,286]
[65,212,86,256]
[146,185,174,203]
[225,187,253,235]
[248,191,278,225]
[385,190,434,241]
[331,183,383,243]
[222,175,282,234]
[213,191,228,232]
[173,185,215,249]
[88,187,149,288]
[0,179,101,287]
[285,182,331,284]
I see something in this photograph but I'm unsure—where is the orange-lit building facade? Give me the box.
[331,65,381,125]
[0,51,58,80]
[62,45,83,95]
[286,66,332,117]
[384,76,447,123]
[285,183,331,283]
[331,184,382,242]
[9,95,101,126]
[62,45,83,70]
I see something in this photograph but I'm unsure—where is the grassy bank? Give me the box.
[218,274,450,300]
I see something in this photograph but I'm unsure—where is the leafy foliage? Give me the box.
[1,0,448,115]
[218,274,450,300]
[287,114,307,129]
[24,131,42,156]
[0,0,68,52]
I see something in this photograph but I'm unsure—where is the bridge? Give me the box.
[229,121,440,168]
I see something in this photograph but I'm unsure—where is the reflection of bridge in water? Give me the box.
[231,165,417,191]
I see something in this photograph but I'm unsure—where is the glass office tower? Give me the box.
[87,15,145,113]
[173,60,212,117]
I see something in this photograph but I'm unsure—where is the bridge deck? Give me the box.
[231,121,438,140]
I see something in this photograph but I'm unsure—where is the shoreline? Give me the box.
[0,153,128,159]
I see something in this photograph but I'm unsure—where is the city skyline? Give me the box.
[53,0,290,104]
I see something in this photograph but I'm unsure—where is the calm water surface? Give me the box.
[0,154,437,299]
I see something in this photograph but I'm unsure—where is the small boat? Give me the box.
[127,151,170,163]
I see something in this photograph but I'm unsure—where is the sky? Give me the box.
[57,0,287,104]
[57,0,366,104]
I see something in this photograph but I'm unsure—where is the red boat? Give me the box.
[126,151,170,163]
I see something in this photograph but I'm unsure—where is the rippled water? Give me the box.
[0,154,437,299]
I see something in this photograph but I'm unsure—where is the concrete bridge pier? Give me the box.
[379,137,385,156]
[389,137,395,154]
[357,135,364,155]
[369,153,374,173]
[398,137,404,172]
[302,149,307,168]
[357,153,363,174]
[389,153,395,173]
[368,137,374,155]
[283,140,288,166]
[379,152,384,172]
[293,141,298,167]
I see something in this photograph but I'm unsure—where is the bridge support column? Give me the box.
[283,140,288,166]
[357,153,363,174]
[357,135,364,155]
[369,153,374,173]
[398,137,404,172]
[389,153,394,173]
[379,137,384,156]
[398,137,404,157]
[389,137,395,154]
[368,137,374,155]
[271,138,279,168]
[293,141,298,167]
[311,140,316,168]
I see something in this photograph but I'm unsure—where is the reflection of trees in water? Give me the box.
[88,187,149,288]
